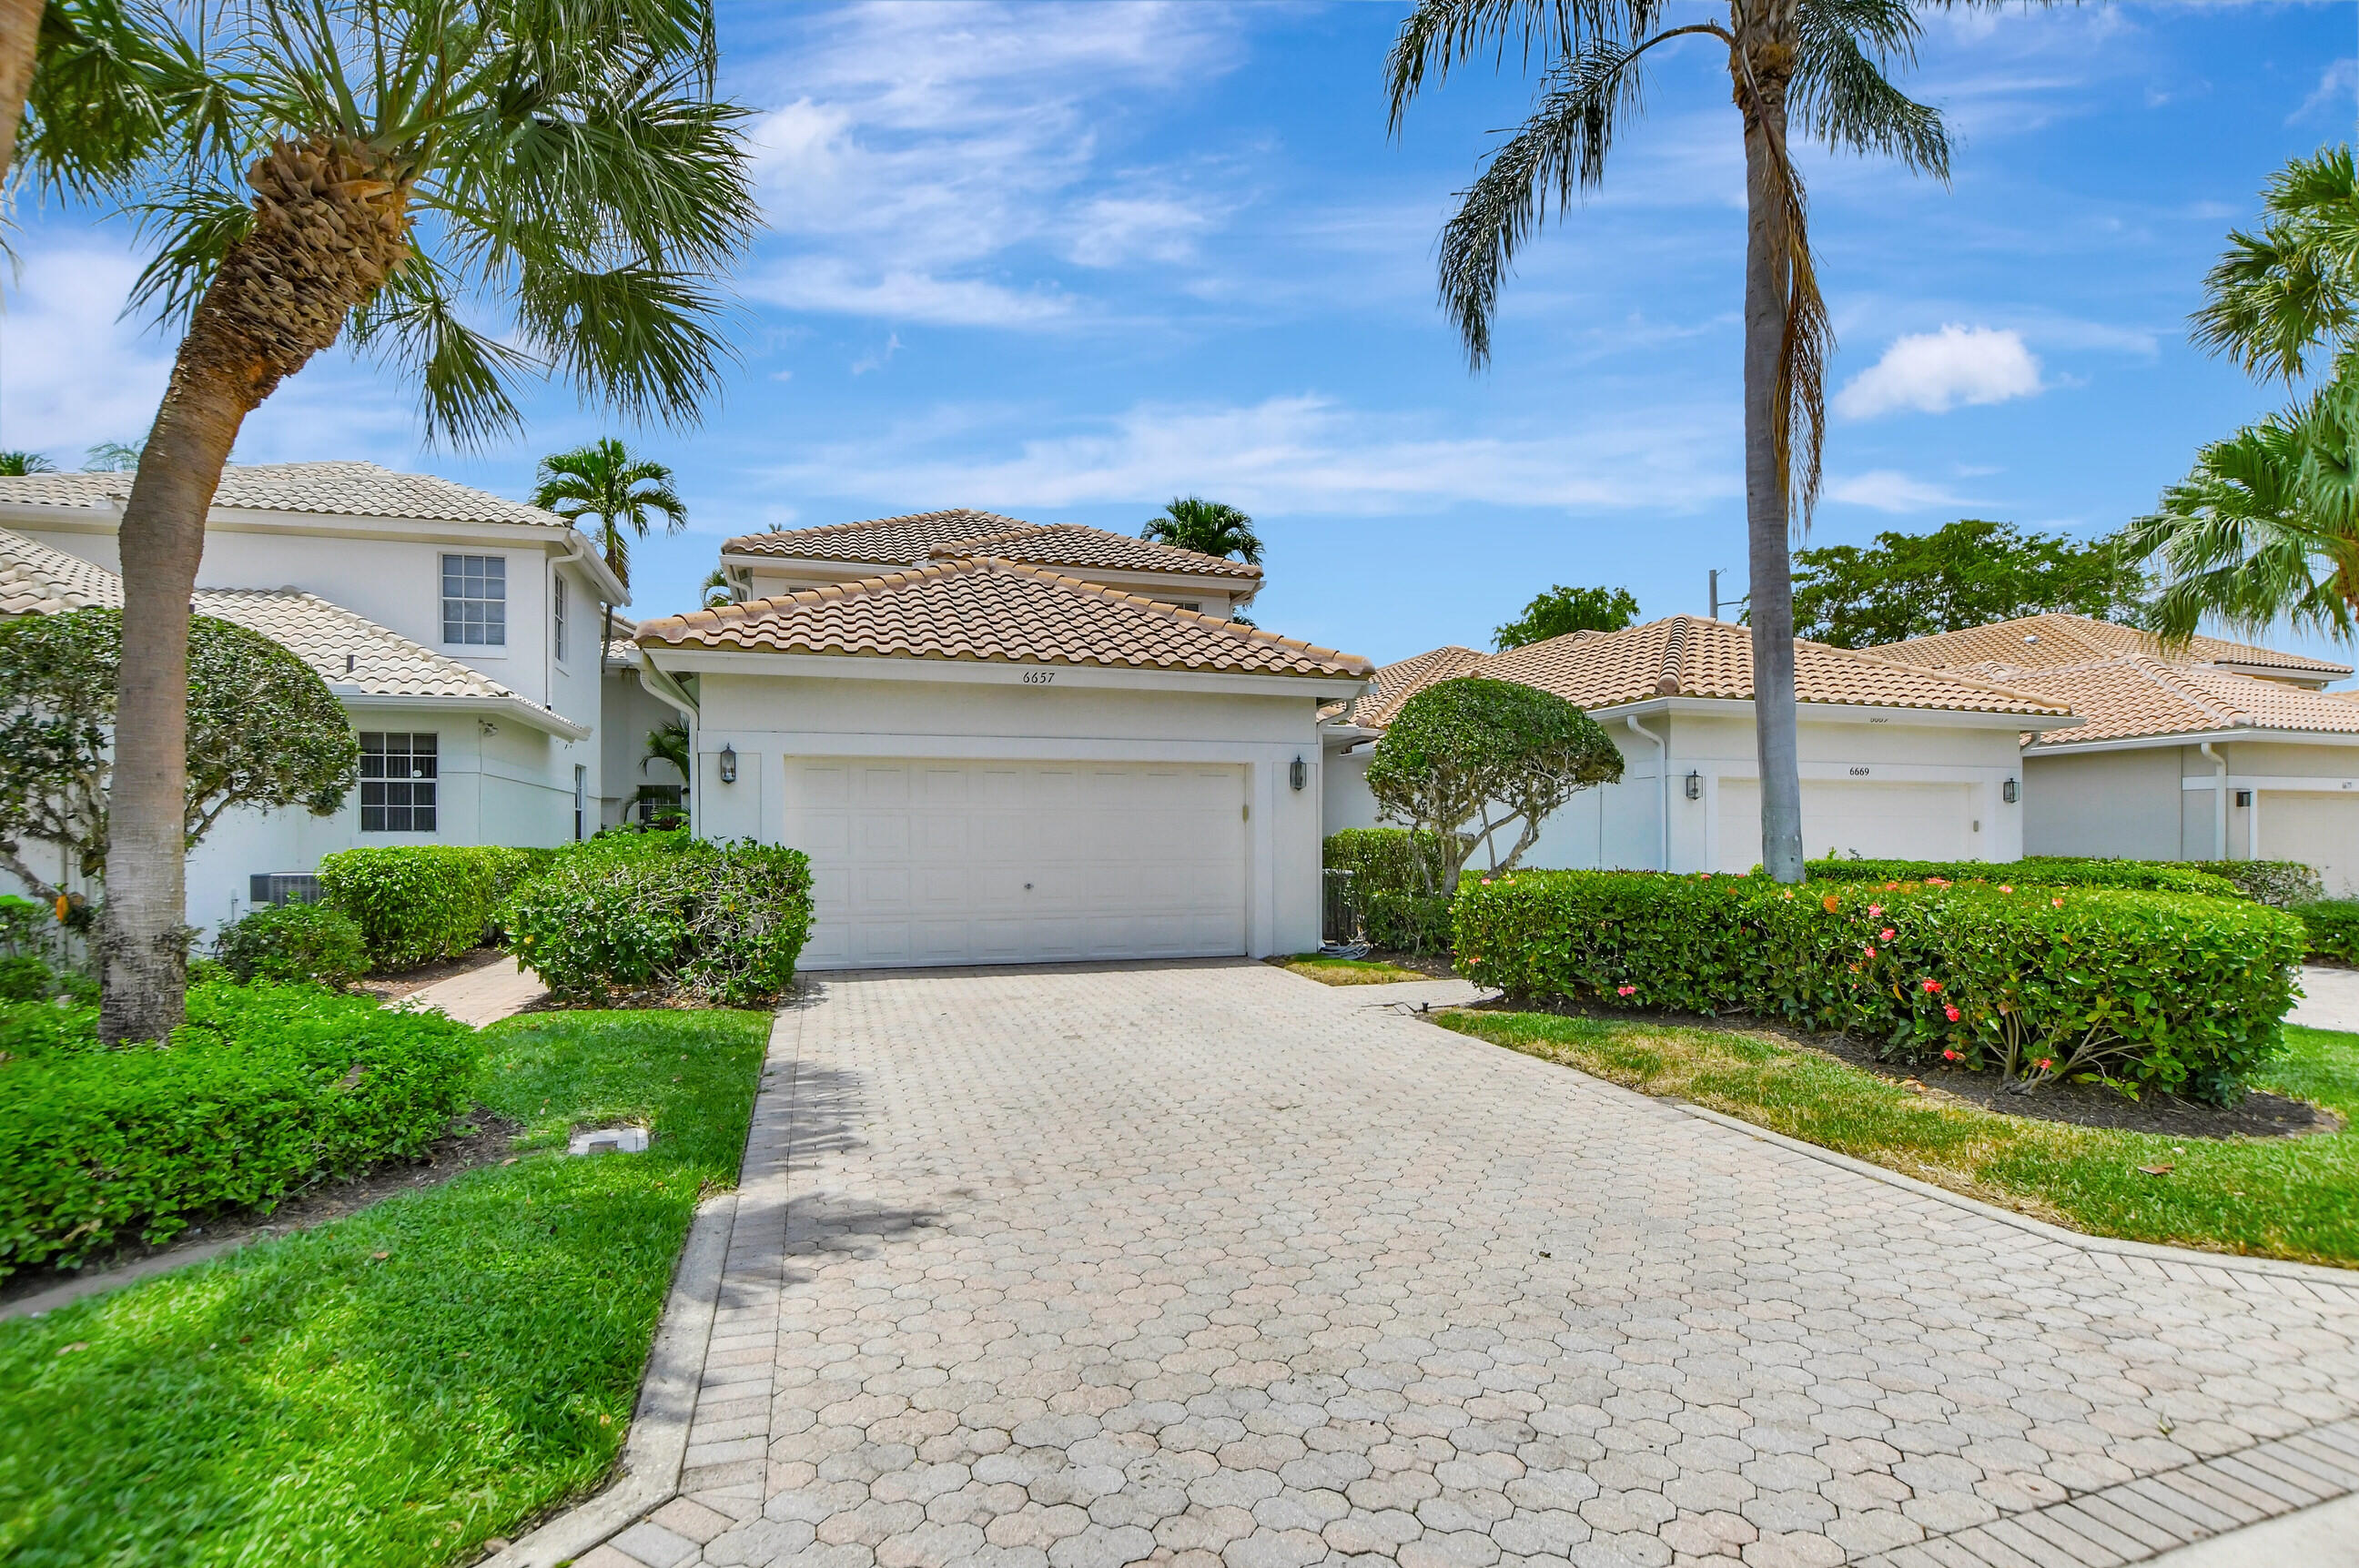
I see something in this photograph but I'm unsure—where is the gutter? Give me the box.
[329,690,592,742]
[1624,715,1669,871]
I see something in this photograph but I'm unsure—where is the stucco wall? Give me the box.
[684,669,1331,957]
[602,664,690,825]
[2022,748,2185,860]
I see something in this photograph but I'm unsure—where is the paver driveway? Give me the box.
[590,960,2359,1568]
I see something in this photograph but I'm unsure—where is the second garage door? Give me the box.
[1716,778,1974,871]
[783,758,1249,969]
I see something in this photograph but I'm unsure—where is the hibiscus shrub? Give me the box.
[1804,857,2241,897]
[1453,871,2303,1101]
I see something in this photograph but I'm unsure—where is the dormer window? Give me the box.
[441,553,506,645]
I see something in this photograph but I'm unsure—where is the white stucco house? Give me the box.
[1880,614,2359,892]
[0,462,623,931]
[1322,617,2077,874]
[630,514,1365,969]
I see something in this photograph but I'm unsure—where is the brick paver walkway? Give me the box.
[577,960,2359,1568]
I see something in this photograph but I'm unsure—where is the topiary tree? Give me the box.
[1363,676,1624,893]
[0,608,359,905]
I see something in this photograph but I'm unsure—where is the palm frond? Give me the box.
[1385,0,1665,127]
[2190,145,2359,383]
[347,255,535,448]
[516,258,734,423]
[124,183,253,326]
[1792,3,1949,176]
[23,0,227,197]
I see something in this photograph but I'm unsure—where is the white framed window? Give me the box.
[441,554,506,645]
[553,572,569,663]
[574,764,588,841]
[359,733,439,832]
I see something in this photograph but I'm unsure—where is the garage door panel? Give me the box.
[2259,793,2359,896]
[785,757,1248,969]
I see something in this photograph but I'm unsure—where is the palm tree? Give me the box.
[1141,496,1261,564]
[2129,147,2359,645]
[28,0,755,1043]
[532,437,688,655]
[701,565,734,607]
[81,438,140,471]
[0,450,56,474]
[1386,1,1969,883]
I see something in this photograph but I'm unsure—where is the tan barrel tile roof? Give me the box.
[1885,612,2350,682]
[0,529,572,725]
[1989,657,2359,746]
[0,526,124,615]
[636,556,1366,679]
[1344,645,1490,727]
[0,460,574,529]
[1473,616,2069,717]
[722,509,1261,581]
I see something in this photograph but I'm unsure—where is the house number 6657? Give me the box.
[1021,671,1055,684]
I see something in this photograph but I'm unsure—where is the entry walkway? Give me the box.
[552,960,2359,1568]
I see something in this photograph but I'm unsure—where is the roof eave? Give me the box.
[2029,723,2359,756]
[1584,693,2080,730]
[635,644,1369,697]
[334,690,591,741]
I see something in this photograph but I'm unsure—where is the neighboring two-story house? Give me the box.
[0,461,623,932]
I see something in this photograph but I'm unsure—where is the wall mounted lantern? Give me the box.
[1289,755,1307,792]
[718,744,738,784]
[1684,771,1701,801]
[2001,776,2018,804]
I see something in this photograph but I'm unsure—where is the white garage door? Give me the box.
[784,758,1248,969]
[2258,791,2359,897]
[1716,778,1973,872]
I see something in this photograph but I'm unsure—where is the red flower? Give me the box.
[1880,928,1895,941]
[1998,885,2013,894]
[1942,1049,1960,1061]
[1944,1005,1960,1022]
[2036,1057,2053,1070]
[1864,946,1877,957]
[1921,979,1943,994]
[1868,904,1883,918]
[1616,985,1635,996]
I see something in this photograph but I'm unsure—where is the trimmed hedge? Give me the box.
[1805,857,2242,897]
[2295,900,2359,965]
[1362,891,1453,955]
[500,835,814,1006]
[1322,827,1467,895]
[1454,871,2302,1100]
[318,845,552,969]
[2185,860,2324,907]
[0,982,479,1277]
[213,900,368,988]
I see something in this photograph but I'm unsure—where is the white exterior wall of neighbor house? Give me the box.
[682,668,1329,960]
[1324,703,2030,873]
[602,662,692,826]
[2027,736,2359,893]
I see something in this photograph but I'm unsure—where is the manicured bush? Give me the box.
[318,845,549,969]
[501,836,814,1006]
[2295,899,2359,965]
[1805,856,2242,897]
[1362,890,1453,955]
[1323,827,1465,895]
[1454,871,2303,1100]
[0,983,479,1276]
[0,955,53,1002]
[213,900,368,988]
[2185,859,2324,907]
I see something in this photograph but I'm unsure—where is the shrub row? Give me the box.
[318,845,553,969]
[500,835,814,1007]
[2295,900,2359,966]
[1322,826,1468,896]
[1454,871,2303,1100]
[0,982,479,1277]
[1805,857,2243,897]
[213,900,369,988]
[2182,860,2324,907]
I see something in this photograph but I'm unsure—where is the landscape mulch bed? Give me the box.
[1470,992,2340,1141]
[352,947,506,1002]
[1362,948,1457,980]
[0,1109,523,1312]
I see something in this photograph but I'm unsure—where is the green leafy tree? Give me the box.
[1493,584,1640,650]
[1386,0,2003,884]
[0,607,359,906]
[24,0,756,1042]
[0,450,56,474]
[2128,147,2359,646]
[1140,496,1261,564]
[532,437,688,653]
[1783,521,2151,648]
[1362,676,1624,893]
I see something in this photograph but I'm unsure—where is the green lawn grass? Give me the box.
[1437,1009,2359,1270]
[1272,954,1428,986]
[0,1007,769,1568]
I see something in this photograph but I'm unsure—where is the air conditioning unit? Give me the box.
[248,874,324,907]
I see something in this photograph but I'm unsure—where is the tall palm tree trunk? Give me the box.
[0,0,42,189]
[1736,21,1806,885]
[100,135,410,1042]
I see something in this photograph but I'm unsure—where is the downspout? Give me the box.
[1625,715,1669,872]
[2199,741,2227,859]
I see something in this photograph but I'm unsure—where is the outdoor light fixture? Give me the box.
[1289,755,1307,792]
[2235,789,2253,808]
[1685,771,1701,801]
[718,744,738,784]
[2001,777,2019,804]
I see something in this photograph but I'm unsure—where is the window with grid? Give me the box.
[553,572,568,663]
[440,554,506,645]
[359,733,439,832]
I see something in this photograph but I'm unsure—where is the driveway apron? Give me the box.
[636,960,2359,1568]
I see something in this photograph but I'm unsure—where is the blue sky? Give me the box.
[5,2,2356,669]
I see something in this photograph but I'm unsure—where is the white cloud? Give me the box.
[1824,470,1973,513]
[0,249,175,459]
[2293,58,2357,125]
[1833,325,2043,420]
[764,393,1741,516]
[746,258,1078,327]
